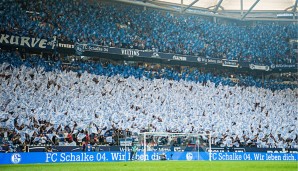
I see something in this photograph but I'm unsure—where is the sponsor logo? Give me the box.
[207,58,221,64]
[151,52,160,58]
[173,55,187,61]
[121,49,140,57]
[274,64,296,69]
[75,44,84,55]
[249,64,270,71]
[58,43,74,48]
[222,60,239,68]
[186,152,193,161]
[11,153,21,164]
[249,64,255,69]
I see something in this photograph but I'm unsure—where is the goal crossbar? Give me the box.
[139,132,212,161]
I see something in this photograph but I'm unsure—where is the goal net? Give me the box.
[136,132,212,161]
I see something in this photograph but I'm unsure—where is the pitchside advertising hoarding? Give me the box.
[0,152,297,164]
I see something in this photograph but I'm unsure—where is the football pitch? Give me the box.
[0,161,297,171]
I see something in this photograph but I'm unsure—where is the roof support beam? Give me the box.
[213,0,224,13]
[240,0,244,15]
[293,0,298,13]
[114,0,297,22]
[182,0,200,13]
[241,0,260,20]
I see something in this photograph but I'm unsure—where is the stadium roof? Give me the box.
[115,0,298,22]
[154,0,296,11]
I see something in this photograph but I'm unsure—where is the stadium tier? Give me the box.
[0,51,297,152]
[0,0,297,162]
[0,0,297,65]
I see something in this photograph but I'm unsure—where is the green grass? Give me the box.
[0,161,297,171]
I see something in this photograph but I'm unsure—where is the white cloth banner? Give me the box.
[77,133,86,140]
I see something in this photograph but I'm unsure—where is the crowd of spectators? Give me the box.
[0,51,297,152]
[0,0,297,152]
[1,0,297,65]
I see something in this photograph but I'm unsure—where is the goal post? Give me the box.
[138,132,212,161]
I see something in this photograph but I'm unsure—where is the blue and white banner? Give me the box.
[75,43,109,55]
[210,152,297,161]
[74,43,222,65]
[0,152,297,164]
[1,34,296,71]
[0,34,57,50]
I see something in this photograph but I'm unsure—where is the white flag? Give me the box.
[77,133,86,140]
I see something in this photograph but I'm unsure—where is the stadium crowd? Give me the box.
[0,51,297,152]
[0,0,297,152]
[1,0,297,65]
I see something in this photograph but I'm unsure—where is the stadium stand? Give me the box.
[1,0,297,65]
[0,51,297,151]
[0,0,297,152]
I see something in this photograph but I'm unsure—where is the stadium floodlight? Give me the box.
[138,132,212,161]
